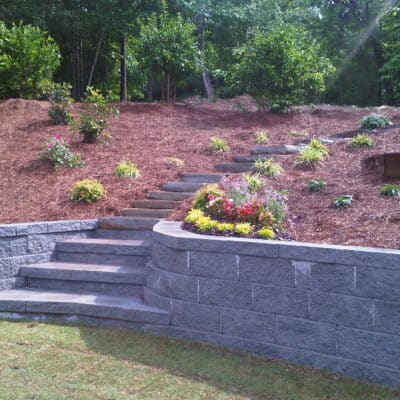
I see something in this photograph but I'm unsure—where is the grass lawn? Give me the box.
[0,321,399,399]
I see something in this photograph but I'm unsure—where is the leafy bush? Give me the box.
[70,179,106,203]
[257,227,276,240]
[245,174,264,193]
[309,139,330,157]
[0,22,60,99]
[229,25,334,112]
[307,179,327,192]
[209,136,230,153]
[334,195,353,208]
[254,130,268,144]
[192,184,225,211]
[39,134,83,169]
[295,147,325,168]
[234,223,254,236]
[253,158,283,177]
[47,82,74,124]
[380,184,400,197]
[360,113,392,129]
[115,160,140,178]
[351,134,373,148]
[77,87,118,143]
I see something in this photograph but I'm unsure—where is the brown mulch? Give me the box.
[0,97,399,249]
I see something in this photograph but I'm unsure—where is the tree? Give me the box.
[230,25,334,111]
[0,22,60,98]
[137,8,199,104]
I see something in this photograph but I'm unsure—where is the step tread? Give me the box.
[148,191,193,200]
[61,238,151,246]
[181,173,223,183]
[162,182,205,192]
[215,163,254,172]
[98,216,159,231]
[121,208,172,218]
[132,199,181,209]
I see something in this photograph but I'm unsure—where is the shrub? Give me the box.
[351,134,373,148]
[0,22,60,99]
[334,195,353,208]
[360,113,392,129]
[77,87,118,143]
[209,136,230,153]
[253,158,283,177]
[307,179,327,192]
[194,215,218,232]
[47,82,73,124]
[115,160,140,178]
[295,147,324,168]
[254,130,268,144]
[215,222,235,232]
[245,174,264,193]
[234,223,253,236]
[257,227,276,240]
[70,179,106,203]
[184,208,205,223]
[309,139,330,157]
[39,134,83,169]
[192,184,225,211]
[165,156,184,167]
[380,184,400,197]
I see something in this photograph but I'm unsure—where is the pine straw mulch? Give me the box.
[0,97,399,249]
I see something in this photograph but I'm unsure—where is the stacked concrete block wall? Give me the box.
[0,220,97,290]
[145,221,400,387]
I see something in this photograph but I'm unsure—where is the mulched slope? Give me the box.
[0,97,399,248]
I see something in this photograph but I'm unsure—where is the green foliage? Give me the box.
[380,184,400,197]
[254,130,268,144]
[351,134,374,148]
[295,147,325,168]
[39,134,83,169]
[334,195,353,208]
[184,208,205,223]
[307,179,327,192]
[309,139,330,157]
[209,136,230,152]
[257,227,276,240]
[234,222,253,236]
[114,161,140,178]
[0,22,60,99]
[245,174,264,193]
[215,222,235,233]
[253,158,283,177]
[70,179,106,203]
[230,25,334,111]
[47,82,73,125]
[77,87,118,144]
[192,184,224,211]
[360,113,392,129]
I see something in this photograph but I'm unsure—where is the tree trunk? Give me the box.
[72,42,83,101]
[87,30,104,89]
[146,70,153,101]
[370,37,384,105]
[120,34,127,101]
[199,21,215,99]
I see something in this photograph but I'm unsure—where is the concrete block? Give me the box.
[372,300,400,336]
[337,327,400,370]
[278,242,336,263]
[9,253,52,276]
[152,243,188,274]
[223,308,276,343]
[143,287,171,312]
[199,278,252,308]
[252,285,308,318]
[309,292,372,329]
[0,237,27,258]
[15,222,47,235]
[171,300,222,333]
[47,220,83,233]
[27,234,63,254]
[294,261,355,295]
[239,255,294,287]
[277,316,337,355]
[189,251,237,280]
[0,225,16,237]
[0,259,10,279]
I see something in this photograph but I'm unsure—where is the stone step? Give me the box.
[234,154,273,163]
[252,144,303,155]
[95,229,153,241]
[121,208,173,219]
[0,289,170,325]
[215,163,254,173]
[181,173,223,183]
[132,199,181,209]
[98,216,159,232]
[162,182,205,192]
[148,191,193,201]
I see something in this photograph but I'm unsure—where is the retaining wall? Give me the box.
[145,220,400,387]
[0,219,97,290]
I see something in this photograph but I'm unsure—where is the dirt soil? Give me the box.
[0,97,399,249]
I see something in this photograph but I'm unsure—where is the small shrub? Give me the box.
[215,222,235,232]
[351,134,373,148]
[192,184,225,211]
[245,174,264,193]
[334,195,353,208]
[360,113,392,129]
[254,130,268,144]
[309,139,329,157]
[165,156,185,167]
[194,215,218,232]
[295,147,324,168]
[289,130,309,137]
[257,227,276,240]
[209,136,230,153]
[70,179,106,203]
[234,223,253,236]
[253,158,283,177]
[115,160,140,178]
[380,184,400,197]
[47,82,73,124]
[184,208,205,223]
[307,179,327,192]
[39,134,83,169]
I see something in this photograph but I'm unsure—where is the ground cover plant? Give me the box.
[351,134,374,148]
[361,113,392,129]
[1,321,398,400]
[253,158,284,177]
[115,160,140,178]
[70,179,106,203]
[209,136,230,153]
[381,184,400,197]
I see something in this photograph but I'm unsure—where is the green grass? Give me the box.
[0,321,398,400]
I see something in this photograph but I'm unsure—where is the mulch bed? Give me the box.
[0,97,399,249]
